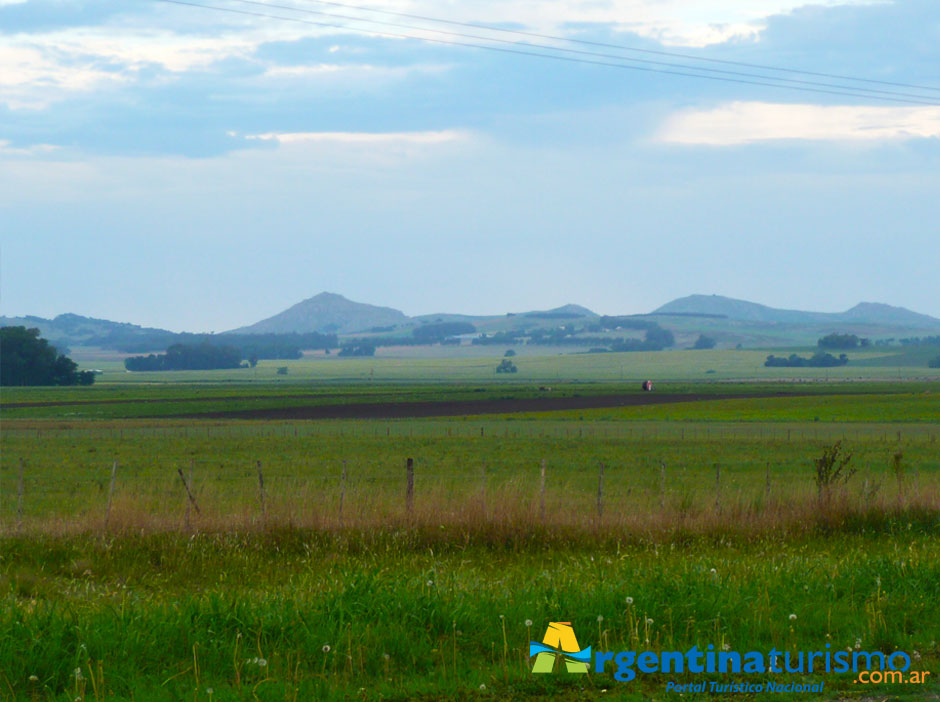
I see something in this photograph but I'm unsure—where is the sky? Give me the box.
[1,0,938,332]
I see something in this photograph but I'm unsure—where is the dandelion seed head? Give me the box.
[525,619,533,627]
[29,675,39,682]
[427,580,434,587]
[479,683,487,690]
[597,615,604,623]
[646,618,654,625]
[322,645,331,653]
[788,613,797,621]
[625,597,633,605]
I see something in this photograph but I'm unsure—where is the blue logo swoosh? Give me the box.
[528,641,592,663]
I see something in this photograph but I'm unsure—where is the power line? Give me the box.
[290,0,940,94]
[223,0,940,103]
[152,0,940,105]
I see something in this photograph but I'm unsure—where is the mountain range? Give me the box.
[3,293,939,351]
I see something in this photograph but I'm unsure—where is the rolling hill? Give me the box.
[653,295,940,329]
[228,292,410,335]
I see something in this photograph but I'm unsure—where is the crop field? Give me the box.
[1,378,938,700]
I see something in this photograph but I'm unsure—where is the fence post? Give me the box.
[178,466,200,527]
[406,458,414,515]
[539,460,546,522]
[339,460,347,524]
[596,463,605,519]
[16,458,25,532]
[257,460,266,521]
[104,460,118,532]
[765,463,772,500]
[714,463,721,512]
[480,461,487,518]
[659,462,666,510]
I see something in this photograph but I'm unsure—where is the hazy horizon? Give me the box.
[2,0,938,331]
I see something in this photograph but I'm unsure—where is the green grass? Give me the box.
[1,384,938,700]
[2,530,938,701]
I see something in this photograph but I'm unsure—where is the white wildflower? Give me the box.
[479,683,487,690]
[74,668,83,680]
[29,675,39,682]
[721,643,731,651]
[427,580,434,587]
[913,651,921,660]
[788,613,797,621]
[322,645,331,653]
[646,618,654,625]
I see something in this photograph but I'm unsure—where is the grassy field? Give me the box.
[62,345,940,385]
[1,377,938,700]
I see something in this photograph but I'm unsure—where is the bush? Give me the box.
[504,349,516,357]
[692,334,716,350]
[929,355,940,369]
[496,359,518,373]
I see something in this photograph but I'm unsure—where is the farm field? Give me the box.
[63,345,940,385]
[1,379,938,700]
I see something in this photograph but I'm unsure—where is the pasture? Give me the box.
[0,378,938,700]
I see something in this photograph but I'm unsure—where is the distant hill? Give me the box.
[229,292,410,335]
[0,313,177,352]
[653,295,940,329]
[519,303,597,319]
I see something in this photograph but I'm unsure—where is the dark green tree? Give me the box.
[692,334,716,350]
[0,326,95,386]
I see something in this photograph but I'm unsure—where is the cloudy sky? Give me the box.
[1,0,938,331]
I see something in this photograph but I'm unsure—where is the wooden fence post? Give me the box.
[16,458,25,532]
[480,461,487,518]
[596,463,605,519]
[765,463,772,500]
[659,462,666,511]
[406,458,414,515]
[539,460,546,522]
[178,466,200,527]
[104,460,118,532]
[339,460,347,524]
[257,460,266,521]
[714,463,721,512]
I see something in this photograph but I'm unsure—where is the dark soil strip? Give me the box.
[178,392,800,420]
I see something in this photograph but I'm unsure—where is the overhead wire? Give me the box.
[221,0,940,103]
[292,0,940,94]
[152,0,940,105]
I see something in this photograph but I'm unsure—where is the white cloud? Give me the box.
[244,129,469,144]
[657,102,940,144]
[262,62,449,79]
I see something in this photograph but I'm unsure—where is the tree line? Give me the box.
[765,352,848,368]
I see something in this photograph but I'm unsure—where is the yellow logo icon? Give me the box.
[529,622,591,674]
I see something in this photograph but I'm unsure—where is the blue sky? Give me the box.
[1,0,938,331]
